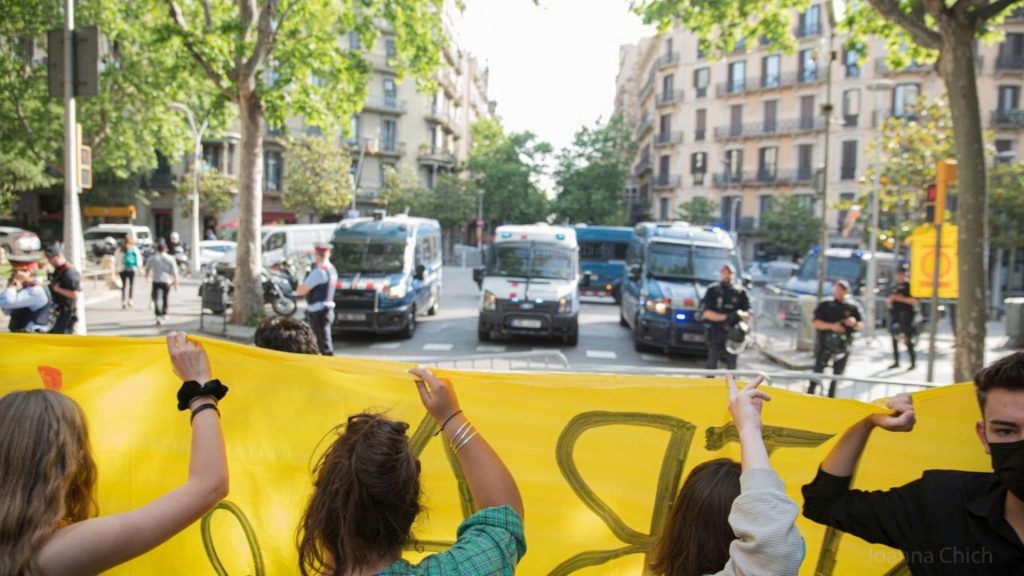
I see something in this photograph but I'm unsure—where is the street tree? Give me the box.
[989,162,1024,293]
[175,169,236,218]
[467,118,551,226]
[382,164,429,216]
[675,197,719,225]
[159,0,446,323]
[758,196,822,260]
[631,0,1022,379]
[382,167,475,255]
[281,136,353,219]
[552,113,634,225]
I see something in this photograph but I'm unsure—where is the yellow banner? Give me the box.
[0,335,987,575]
[909,223,959,299]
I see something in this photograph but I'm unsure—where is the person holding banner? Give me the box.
[297,366,525,576]
[0,332,228,575]
[802,352,1024,574]
[648,374,805,576]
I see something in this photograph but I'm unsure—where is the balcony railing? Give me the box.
[793,23,822,38]
[694,128,707,142]
[992,109,1024,127]
[426,105,457,130]
[656,90,683,107]
[653,174,682,189]
[417,146,456,165]
[378,141,406,156]
[715,69,824,97]
[654,131,683,147]
[356,187,384,201]
[713,117,826,140]
[996,55,1024,72]
[874,58,932,75]
[635,114,654,138]
[712,168,816,188]
[638,76,655,101]
[635,156,652,176]
[657,51,679,69]
[363,95,407,114]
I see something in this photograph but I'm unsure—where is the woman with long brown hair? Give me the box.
[648,374,805,576]
[0,332,229,575]
[297,367,525,575]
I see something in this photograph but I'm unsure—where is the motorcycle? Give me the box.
[170,243,189,276]
[262,267,297,316]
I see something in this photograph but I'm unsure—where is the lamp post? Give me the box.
[864,79,894,341]
[720,157,741,244]
[815,0,844,302]
[169,102,207,277]
[476,188,485,249]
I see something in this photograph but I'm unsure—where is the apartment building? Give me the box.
[615,6,1024,262]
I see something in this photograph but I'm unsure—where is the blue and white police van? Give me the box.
[619,222,743,355]
[330,214,442,338]
[575,224,633,303]
[474,224,582,345]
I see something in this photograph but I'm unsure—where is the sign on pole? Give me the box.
[909,223,959,299]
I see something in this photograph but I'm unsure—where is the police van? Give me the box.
[575,224,633,303]
[474,224,582,345]
[619,222,743,355]
[329,214,442,338]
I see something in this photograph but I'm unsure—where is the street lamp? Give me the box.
[476,188,485,249]
[719,157,741,244]
[169,102,207,277]
[815,1,843,302]
[864,79,894,340]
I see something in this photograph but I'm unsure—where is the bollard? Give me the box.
[1005,298,1024,348]
[798,295,818,351]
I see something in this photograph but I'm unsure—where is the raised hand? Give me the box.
[166,332,212,384]
[727,372,772,436]
[409,366,461,423]
[870,392,916,432]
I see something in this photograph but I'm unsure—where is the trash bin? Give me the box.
[798,295,818,351]
[1005,298,1024,348]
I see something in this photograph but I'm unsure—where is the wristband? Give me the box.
[190,402,220,424]
[434,410,463,436]
[177,379,229,411]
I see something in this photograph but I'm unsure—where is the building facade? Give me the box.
[615,6,1024,262]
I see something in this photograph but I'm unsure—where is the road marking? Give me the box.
[369,342,402,350]
[423,343,454,352]
[475,345,507,353]
[640,353,671,363]
[585,350,617,360]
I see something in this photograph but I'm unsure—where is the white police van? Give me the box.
[474,224,582,345]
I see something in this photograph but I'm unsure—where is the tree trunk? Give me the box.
[231,88,266,324]
[938,23,987,382]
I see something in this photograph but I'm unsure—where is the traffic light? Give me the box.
[933,159,957,225]
[78,145,92,190]
[924,183,938,223]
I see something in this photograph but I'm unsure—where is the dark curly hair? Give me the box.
[297,413,422,576]
[254,316,319,355]
[975,351,1024,413]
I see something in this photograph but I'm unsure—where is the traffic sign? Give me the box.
[83,205,136,219]
[909,224,958,299]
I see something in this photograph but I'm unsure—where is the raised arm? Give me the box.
[727,373,771,471]
[36,333,228,576]
[410,367,524,519]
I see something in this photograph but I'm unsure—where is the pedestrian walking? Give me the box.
[145,241,179,326]
[115,237,143,309]
[0,255,51,333]
[45,243,81,334]
[700,264,751,370]
[296,243,337,356]
[887,266,918,370]
[808,280,863,397]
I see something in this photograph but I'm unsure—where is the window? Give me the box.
[659,114,672,141]
[837,192,856,231]
[658,155,671,185]
[695,109,707,141]
[350,115,361,145]
[265,150,283,192]
[226,143,236,175]
[798,144,814,180]
[759,195,775,217]
[202,143,223,172]
[800,5,821,36]
[842,89,861,127]
[729,61,746,93]
[840,140,857,180]
[729,104,743,136]
[998,86,1021,111]
[800,95,816,129]
[380,162,395,188]
[662,74,675,100]
[721,196,742,230]
[665,37,674,56]
[384,78,397,103]
[762,55,780,88]
[798,49,817,82]
[763,100,778,133]
[691,152,707,174]
[694,67,709,98]
[795,194,814,210]
[659,197,670,221]
[998,33,1024,69]
[893,83,920,118]
[385,38,397,60]
[845,46,862,78]
[725,149,743,181]
[996,139,1016,163]
[758,146,778,181]
[381,119,397,152]
[349,31,361,50]
[697,42,706,60]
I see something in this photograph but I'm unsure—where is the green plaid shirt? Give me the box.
[377,506,526,575]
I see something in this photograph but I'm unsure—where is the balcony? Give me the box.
[992,109,1024,127]
[363,95,407,114]
[657,51,679,69]
[426,105,458,132]
[417,146,457,166]
[367,53,393,73]
[715,69,824,97]
[634,155,652,176]
[378,140,406,157]
[996,55,1024,72]
[356,187,384,202]
[635,114,654,139]
[638,76,655,101]
[630,202,653,223]
[874,58,932,75]
[712,168,816,188]
[656,90,683,107]
[793,23,822,39]
[653,174,682,190]
[438,68,460,100]
[713,117,826,141]
[654,131,683,148]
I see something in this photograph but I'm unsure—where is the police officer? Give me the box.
[887,266,918,370]
[700,263,751,370]
[0,255,51,333]
[45,243,81,334]
[296,243,338,355]
[808,279,863,397]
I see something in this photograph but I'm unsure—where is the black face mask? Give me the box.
[990,439,1024,500]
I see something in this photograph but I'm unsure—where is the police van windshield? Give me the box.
[797,256,864,284]
[648,243,734,282]
[488,243,575,281]
[331,240,406,275]
[579,242,628,262]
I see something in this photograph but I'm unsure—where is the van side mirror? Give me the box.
[415,264,426,280]
[628,265,642,281]
[473,268,484,289]
[580,272,593,288]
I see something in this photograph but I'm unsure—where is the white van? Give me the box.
[261,224,337,265]
[83,224,153,261]
[473,224,582,345]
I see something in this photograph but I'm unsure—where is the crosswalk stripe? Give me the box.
[585,350,617,360]
[475,345,507,353]
[423,343,454,352]
[640,353,671,363]
[369,342,402,350]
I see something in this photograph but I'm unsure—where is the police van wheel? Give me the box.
[563,328,578,347]
[619,308,628,327]
[478,324,491,342]
[401,308,416,339]
[427,293,440,316]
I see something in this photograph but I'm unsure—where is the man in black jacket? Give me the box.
[699,263,750,370]
[808,279,862,397]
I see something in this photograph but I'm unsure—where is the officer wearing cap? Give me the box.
[45,242,81,334]
[296,243,338,355]
[809,279,863,397]
[0,255,51,333]
[886,266,918,370]
[699,263,751,370]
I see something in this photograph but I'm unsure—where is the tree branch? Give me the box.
[201,0,213,29]
[975,0,1023,21]
[13,96,63,176]
[241,0,281,85]
[164,0,236,101]
[866,0,944,49]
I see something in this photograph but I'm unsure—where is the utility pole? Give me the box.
[63,0,86,334]
[816,30,836,302]
[864,80,894,341]
[169,103,207,277]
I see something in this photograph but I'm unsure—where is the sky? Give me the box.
[458,0,656,155]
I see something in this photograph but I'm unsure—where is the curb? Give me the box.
[756,342,816,370]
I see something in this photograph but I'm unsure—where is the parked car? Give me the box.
[0,227,42,256]
[262,223,338,267]
[745,260,799,286]
[199,240,236,267]
[83,224,153,262]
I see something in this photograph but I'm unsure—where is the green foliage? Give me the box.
[382,164,428,215]
[382,167,475,230]
[676,196,719,225]
[989,162,1024,252]
[175,169,236,217]
[0,151,54,214]
[757,196,821,259]
[281,137,353,217]
[467,118,552,225]
[552,113,634,225]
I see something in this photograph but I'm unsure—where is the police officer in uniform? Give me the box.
[296,243,338,355]
[887,266,918,370]
[0,255,51,333]
[45,243,81,334]
[808,279,863,397]
[700,263,751,370]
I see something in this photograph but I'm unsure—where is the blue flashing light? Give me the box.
[555,233,566,240]
[511,297,520,303]
[501,231,512,239]
[853,250,864,259]
[812,245,821,254]
[675,313,687,321]
[534,298,544,304]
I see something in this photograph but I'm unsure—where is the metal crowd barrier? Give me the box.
[427,350,571,372]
